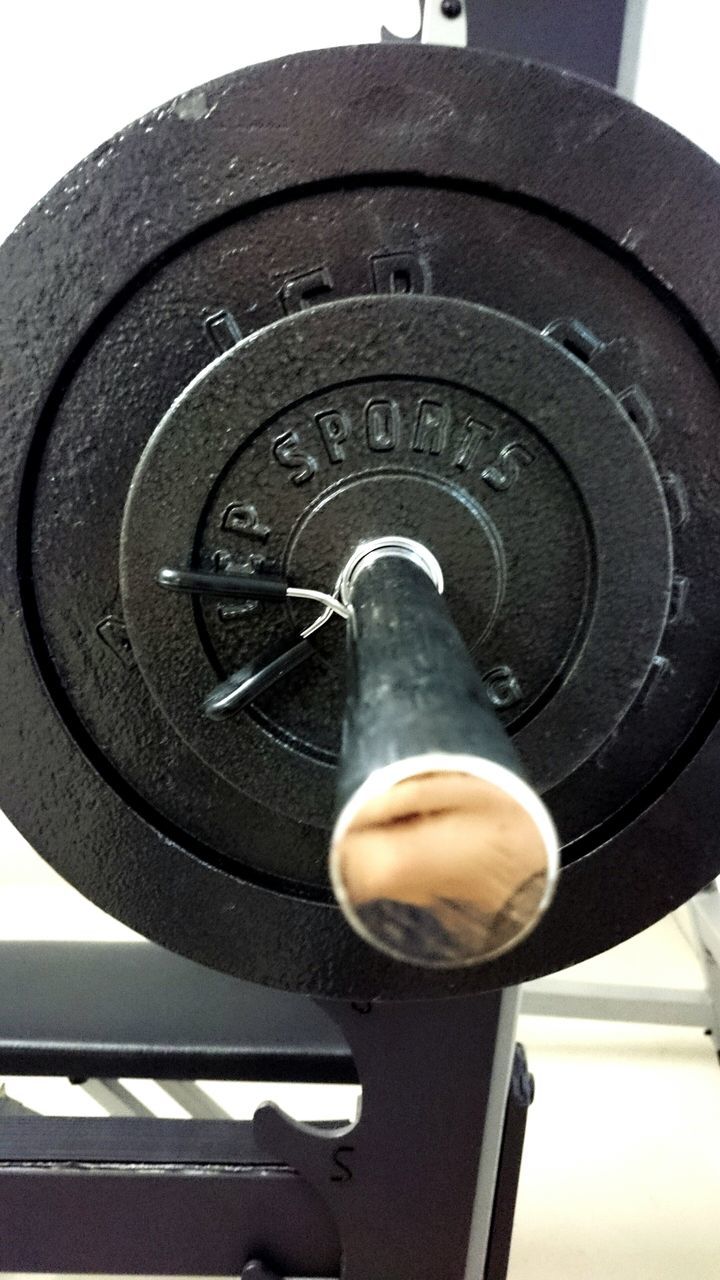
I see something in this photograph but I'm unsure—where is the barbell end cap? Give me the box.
[329,752,559,970]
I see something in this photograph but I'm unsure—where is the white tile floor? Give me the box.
[1,817,719,1277]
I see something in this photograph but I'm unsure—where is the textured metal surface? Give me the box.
[2,45,720,996]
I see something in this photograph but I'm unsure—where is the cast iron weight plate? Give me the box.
[120,294,670,834]
[2,44,720,997]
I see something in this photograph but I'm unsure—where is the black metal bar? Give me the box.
[0,1116,265,1163]
[256,992,514,1280]
[484,1045,535,1280]
[0,1117,350,1165]
[462,0,630,88]
[0,1163,340,1275]
[380,0,632,88]
[0,942,355,1081]
[0,1116,343,1273]
[332,551,554,966]
[338,552,519,808]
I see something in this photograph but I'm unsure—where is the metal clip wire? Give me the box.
[156,566,349,718]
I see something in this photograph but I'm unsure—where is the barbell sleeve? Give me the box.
[329,547,559,969]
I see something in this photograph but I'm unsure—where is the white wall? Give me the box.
[0,1,421,243]
[634,0,720,160]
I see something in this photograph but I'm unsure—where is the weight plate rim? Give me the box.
[2,44,720,996]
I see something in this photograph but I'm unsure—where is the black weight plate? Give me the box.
[120,295,670,846]
[2,45,720,998]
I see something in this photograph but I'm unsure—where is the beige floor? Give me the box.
[1,820,719,1277]
[511,917,720,1279]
